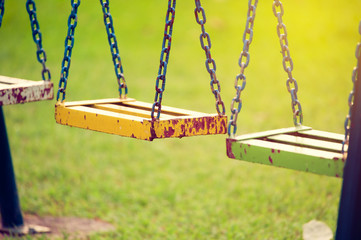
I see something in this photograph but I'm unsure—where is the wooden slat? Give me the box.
[62,98,136,107]
[0,75,34,85]
[62,98,210,117]
[242,139,343,160]
[67,104,225,124]
[93,103,177,119]
[0,76,53,106]
[226,137,345,177]
[56,104,153,139]
[68,105,145,121]
[268,134,343,153]
[233,126,312,141]
[0,82,41,90]
[296,129,344,142]
[122,101,208,117]
[0,83,11,88]
[0,79,44,89]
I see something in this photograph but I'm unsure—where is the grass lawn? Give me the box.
[1,0,361,239]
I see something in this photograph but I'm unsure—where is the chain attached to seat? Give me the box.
[100,0,127,99]
[342,21,361,155]
[151,0,176,120]
[1,1,51,81]
[57,0,80,102]
[228,0,258,136]
[26,0,51,82]
[273,0,302,126]
[194,0,225,117]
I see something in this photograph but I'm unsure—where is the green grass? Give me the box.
[1,0,360,239]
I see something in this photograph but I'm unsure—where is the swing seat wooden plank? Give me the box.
[226,127,345,177]
[0,75,53,106]
[55,98,227,141]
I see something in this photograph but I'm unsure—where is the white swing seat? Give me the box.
[0,75,53,106]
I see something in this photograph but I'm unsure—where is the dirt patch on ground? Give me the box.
[0,214,115,239]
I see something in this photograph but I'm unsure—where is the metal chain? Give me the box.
[0,0,4,28]
[26,0,51,81]
[342,21,361,154]
[151,0,176,120]
[57,0,80,102]
[100,0,127,98]
[228,0,258,136]
[273,0,303,126]
[194,0,225,116]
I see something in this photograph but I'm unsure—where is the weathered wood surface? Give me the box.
[0,75,53,105]
[226,127,345,177]
[55,99,227,141]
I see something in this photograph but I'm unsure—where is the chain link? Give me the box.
[100,0,127,98]
[57,0,80,102]
[26,0,51,81]
[342,21,361,154]
[273,0,303,126]
[0,0,4,28]
[151,0,176,120]
[194,0,225,116]
[228,0,258,136]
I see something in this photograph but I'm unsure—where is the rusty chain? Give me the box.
[100,0,127,98]
[273,0,303,126]
[57,0,80,101]
[1,1,51,81]
[26,0,51,81]
[342,21,361,154]
[151,0,176,120]
[228,0,258,136]
[194,0,225,116]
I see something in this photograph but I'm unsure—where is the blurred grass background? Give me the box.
[1,0,360,239]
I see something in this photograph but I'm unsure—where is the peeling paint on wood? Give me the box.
[226,138,236,158]
[55,99,227,141]
[226,127,346,178]
[0,76,53,106]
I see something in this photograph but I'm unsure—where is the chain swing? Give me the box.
[0,0,53,106]
[226,0,361,178]
[55,0,227,141]
[0,0,52,234]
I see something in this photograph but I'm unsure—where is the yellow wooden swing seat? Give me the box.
[0,75,53,106]
[55,98,227,141]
